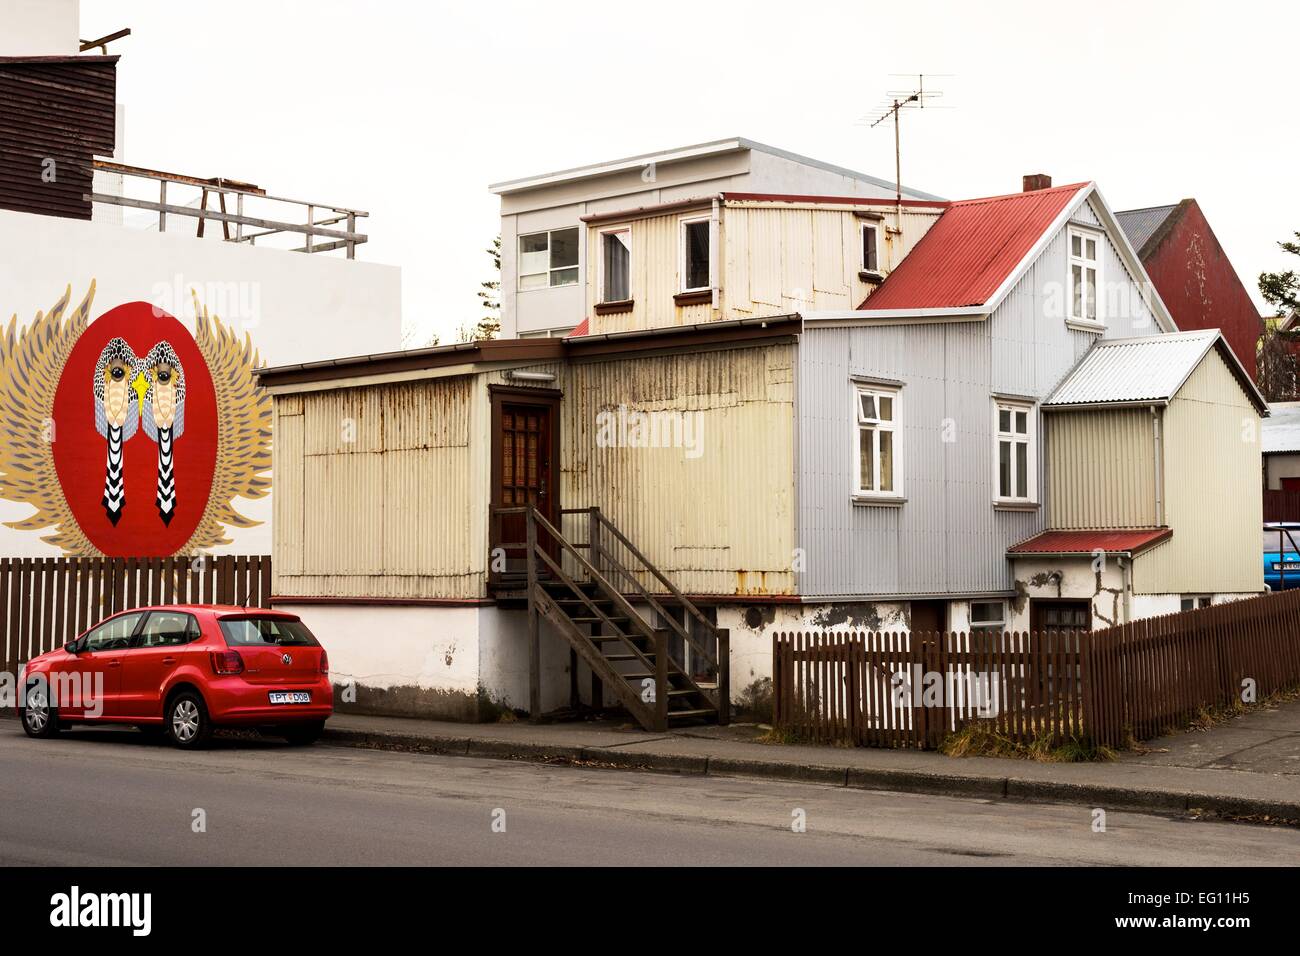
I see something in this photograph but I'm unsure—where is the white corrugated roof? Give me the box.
[1263,402,1300,453]
[1044,330,1223,408]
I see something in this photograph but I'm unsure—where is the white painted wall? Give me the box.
[0,209,401,556]
[1265,453,1300,490]
[0,0,79,56]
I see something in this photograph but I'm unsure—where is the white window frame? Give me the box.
[1067,226,1103,327]
[992,399,1037,504]
[517,227,580,292]
[854,384,902,499]
[1180,595,1212,612]
[861,221,881,273]
[596,226,632,304]
[679,214,712,293]
[969,600,1006,632]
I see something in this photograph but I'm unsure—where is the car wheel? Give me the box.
[19,683,60,739]
[166,691,212,749]
[281,721,326,746]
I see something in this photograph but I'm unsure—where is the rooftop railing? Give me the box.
[89,159,368,258]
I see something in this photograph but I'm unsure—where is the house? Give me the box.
[0,0,400,562]
[1115,198,1262,381]
[258,149,1265,727]
[490,137,943,339]
[1262,402,1300,493]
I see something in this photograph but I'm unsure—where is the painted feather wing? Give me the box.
[140,394,157,441]
[182,294,272,551]
[0,283,100,554]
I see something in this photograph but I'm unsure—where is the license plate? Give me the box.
[268,691,311,705]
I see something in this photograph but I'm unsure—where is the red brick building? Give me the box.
[1116,199,1262,381]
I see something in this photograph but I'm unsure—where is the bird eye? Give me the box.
[110,367,125,381]
[157,369,172,383]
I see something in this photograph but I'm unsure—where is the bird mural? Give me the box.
[92,337,140,525]
[139,341,186,525]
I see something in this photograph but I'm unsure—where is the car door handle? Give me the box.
[162,657,177,665]
[107,660,121,668]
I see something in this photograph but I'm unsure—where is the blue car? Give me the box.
[1263,523,1300,590]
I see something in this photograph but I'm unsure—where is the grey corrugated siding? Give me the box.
[797,208,1161,599]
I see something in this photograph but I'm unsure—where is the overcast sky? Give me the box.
[84,0,1299,347]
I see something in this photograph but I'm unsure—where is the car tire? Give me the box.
[165,691,212,749]
[19,682,60,739]
[281,720,326,746]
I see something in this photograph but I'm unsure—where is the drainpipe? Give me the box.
[710,197,721,311]
[1118,555,1132,624]
[1150,405,1164,526]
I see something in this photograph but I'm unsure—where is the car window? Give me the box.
[135,611,200,648]
[83,612,145,652]
[219,617,318,647]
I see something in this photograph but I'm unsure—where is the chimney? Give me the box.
[1023,173,1052,192]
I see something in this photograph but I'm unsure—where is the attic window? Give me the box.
[862,222,880,272]
[680,216,711,292]
[1068,227,1101,325]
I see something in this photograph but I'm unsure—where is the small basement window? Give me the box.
[680,216,711,292]
[1180,595,1211,612]
[856,385,899,497]
[519,227,579,291]
[970,600,1006,632]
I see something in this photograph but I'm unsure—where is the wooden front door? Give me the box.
[1030,599,1091,633]
[490,387,560,572]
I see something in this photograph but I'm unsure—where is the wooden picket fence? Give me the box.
[0,555,273,674]
[772,588,1300,749]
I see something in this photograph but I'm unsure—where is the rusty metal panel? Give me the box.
[1135,352,1264,595]
[0,57,117,220]
[563,344,797,595]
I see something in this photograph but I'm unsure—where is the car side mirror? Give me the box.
[64,640,81,655]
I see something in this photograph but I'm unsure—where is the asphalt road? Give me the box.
[1,724,1297,866]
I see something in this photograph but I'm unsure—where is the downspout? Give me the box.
[1118,555,1132,624]
[710,196,721,312]
[1150,405,1164,526]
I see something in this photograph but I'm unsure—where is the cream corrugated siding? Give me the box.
[1134,351,1264,594]
[274,375,486,600]
[1045,407,1157,529]
[563,343,797,595]
[272,400,305,578]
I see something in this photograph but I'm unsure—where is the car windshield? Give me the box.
[1263,529,1300,553]
[219,617,318,647]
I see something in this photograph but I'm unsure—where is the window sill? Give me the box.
[853,495,906,508]
[993,500,1040,512]
[1065,319,1104,333]
[674,289,713,306]
[858,269,884,283]
[594,299,634,315]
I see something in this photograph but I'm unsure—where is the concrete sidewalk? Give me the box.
[323,698,1300,826]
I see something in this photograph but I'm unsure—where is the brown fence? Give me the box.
[772,588,1300,749]
[1,555,272,673]
[1263,489,1300,522]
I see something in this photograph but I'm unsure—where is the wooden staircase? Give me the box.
[490,505,729,731]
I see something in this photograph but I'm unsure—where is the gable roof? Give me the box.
[1114,203,1182,258]
[1043,329,1267,413]
[858,182,1090,312]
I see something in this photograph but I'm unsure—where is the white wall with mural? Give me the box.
[0,208,401,559]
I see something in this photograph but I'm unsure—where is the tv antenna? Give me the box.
[863,74,949,224]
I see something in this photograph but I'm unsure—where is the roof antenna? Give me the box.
[862,74,950,232]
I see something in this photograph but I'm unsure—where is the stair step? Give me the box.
[666,708,717,720]
[604,653,650,663]
[570,616,630,626]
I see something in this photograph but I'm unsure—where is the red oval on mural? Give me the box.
[52,302,217,557]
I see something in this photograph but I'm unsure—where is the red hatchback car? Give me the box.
[17,606,332,748]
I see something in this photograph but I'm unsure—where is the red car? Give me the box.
[17,606,332,748]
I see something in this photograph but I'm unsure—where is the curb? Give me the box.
[320,726,1300,826]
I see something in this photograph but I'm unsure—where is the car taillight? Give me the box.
[211,650,244,675]
[319,649,329,678]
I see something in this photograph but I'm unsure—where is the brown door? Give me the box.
[1030,600,1091,632]
[909,600,947,634]
[491,388,560,573]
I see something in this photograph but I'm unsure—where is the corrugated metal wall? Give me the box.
[273,375,487,600]
[796,211,1162,599]
[0,57,117,220]
[1134,352,1264,594]
[1045,408,1158,529]
[563,344,797,595]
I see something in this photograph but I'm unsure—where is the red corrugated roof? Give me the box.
[1007,528,1171,556]
[859,182,1091,311]
[567,317,589,337]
